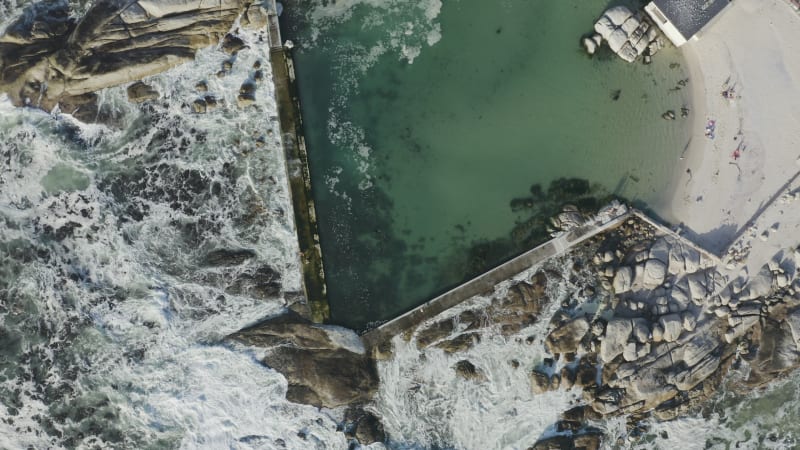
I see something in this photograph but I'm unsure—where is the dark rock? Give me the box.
[192,99,207,113]
[222,33,246,54]
[203,95,219,109]
[530,432,602,450]
[354,412,386,445]
[435,332,481,353]
[416,320,455,349]
[195,80,208,92]
[201,248,256,267]
[238,80,256,107]
[454,360,485,382]
[575,355,598,388]
[126,81,159,103]
[226,265,281,299]
[237,92,256,108]
[530,369,550,394]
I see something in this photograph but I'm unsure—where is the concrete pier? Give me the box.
[267,3,330,323]
[362,208,632,350]
[361,208,719,350]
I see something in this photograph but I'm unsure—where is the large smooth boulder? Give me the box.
[620,16,640,35]
[546,317,590,354]
[643,259,667,289]
[604,6,633,26]
[612,266,633,293]
[583,37,598,55]
[600,319,632,362]
[659,314,683,342]
[228,312,377,409]
[593,16,616,40]
[606,28,628,53]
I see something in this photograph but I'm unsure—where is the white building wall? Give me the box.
[645,2,688,47]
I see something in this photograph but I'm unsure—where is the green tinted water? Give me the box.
[283,0,691,329]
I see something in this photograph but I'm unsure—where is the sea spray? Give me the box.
[375,257,593,449]
[0,18,345,448]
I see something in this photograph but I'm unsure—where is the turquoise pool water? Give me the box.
[282,0,692,329]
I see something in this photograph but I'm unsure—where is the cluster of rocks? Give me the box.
[391,211,800,447]
[533,218,800,445]
[0,0,270,121]
[122,31,265,119]
[584,6,664,63]
[412,270,551,353]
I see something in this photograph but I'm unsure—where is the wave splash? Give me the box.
[0,17,346,448]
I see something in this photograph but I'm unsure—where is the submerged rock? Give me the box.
[201,248,257,266]
[530,431,602,450]
[354,411,386,445]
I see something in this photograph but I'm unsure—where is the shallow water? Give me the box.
[283,0,693,329]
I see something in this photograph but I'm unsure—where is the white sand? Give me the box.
[667,0,800,276]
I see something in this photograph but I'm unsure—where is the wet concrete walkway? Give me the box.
[268,3,329,322]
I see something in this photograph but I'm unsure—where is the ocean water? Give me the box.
[0,1,797,449]
[0,5,347,447]
[281,0,693,329]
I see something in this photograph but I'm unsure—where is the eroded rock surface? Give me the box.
[0,0,267,119]
[228,311,378,409]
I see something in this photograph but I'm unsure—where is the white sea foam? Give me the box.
[375,259,587,449]
[0,14,338,447]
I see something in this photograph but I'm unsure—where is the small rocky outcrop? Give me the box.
[354,411,386,445]
[126,81,159,103]
[227,311,378,409]
[530,431,602,450]
[586,6,663,63]
[342,408,386,446]
[454,360,486,382]
[0,0,268,119]
[201,248,257,266]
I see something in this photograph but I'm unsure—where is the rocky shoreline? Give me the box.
[0,0,269,121]
[3,1,800,448]
[231,206,800,448]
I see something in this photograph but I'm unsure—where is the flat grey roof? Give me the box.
[653,0,731,39]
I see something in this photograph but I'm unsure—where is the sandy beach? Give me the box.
[667,0,800,276]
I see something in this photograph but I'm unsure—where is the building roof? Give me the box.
[652,0,730,39]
